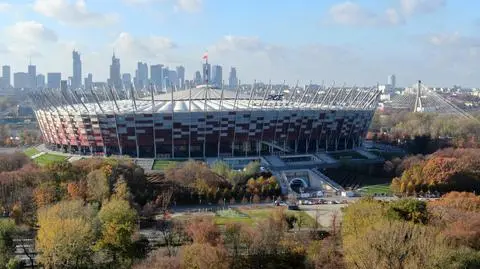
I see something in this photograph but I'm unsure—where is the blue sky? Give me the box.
[0,0,479,87]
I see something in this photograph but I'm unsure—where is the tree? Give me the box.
[186,217,220,246]
[86,169,110,203]
[132,251,181,269]
[182,243,230,269]
[95,198,137,267]
[33,183,57,208]
[0,219,17,268]
[36,200,96,268]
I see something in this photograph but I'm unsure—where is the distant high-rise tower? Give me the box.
[228,67,238,89]
[47,73,61,89]
[28,64,36,90]
[212,65,222,87]
[202,63,211,84]
[36,74,45,89]
[176,66,185,89]
[387,74,396,89]
[150,64,163,89]
[14,72,29,89]
[168,70,178,88]
[135,62,148,89]
[2,65,11,88]
[122,73,132,89]
[109,53,122,90]
[194,71,202,86]
[84,73,93,89]
[72,50,82,89]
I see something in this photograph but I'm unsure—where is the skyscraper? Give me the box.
[387,74,396,89]
[14,72,29,89]
[28,64,36,90]
[168,70,178,88]
[176,66,185,89]
[72,50,82,89]
[194,71,202,85]
[47,73,62,89]
[211,65,222,87]
[36,74,45,89]
[228,67,238,89]
[150,64,163,89]
[135,62,148,89]
[109,53,122,90]
[84,73,93,89]
[122,73,132,89]
[202,63,211,84]
[2,65,11,88]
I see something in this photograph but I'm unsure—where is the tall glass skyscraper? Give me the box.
[72,50,82,89]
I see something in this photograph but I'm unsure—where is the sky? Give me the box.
[0,0,479,87]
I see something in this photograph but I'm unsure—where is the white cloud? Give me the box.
[174,0,202,13]
[0,2,12,12]
[111,32,176,59]
[400,0,445,15]
[212,36,266,52]
[427,32,480,48]
[33,0,119,26]
[5,21,58,43]
[328,1,402,26]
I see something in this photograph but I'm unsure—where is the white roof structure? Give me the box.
[31,85,380,115]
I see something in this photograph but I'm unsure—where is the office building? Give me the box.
[388,74,396,89]
[36,74,45,89]
[228,67,238,89]
[202,63,211,84]
[84,73,93,89]
[72,50,82,89]
[194,71,202,85]
[167,70,178,88]
[14,72,29,89]
[47,73,62,89]
[121,73,131,87]
[176,66,185,89]
[2,65,11,88]
[135,62,148,89]
[150,64,163,88]
[28,64,36,89]
[212,65,222,87]
[109,53,122,89]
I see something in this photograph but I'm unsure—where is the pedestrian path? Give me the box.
[30,152,45,159]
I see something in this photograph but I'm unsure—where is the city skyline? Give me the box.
[0,0,479,87]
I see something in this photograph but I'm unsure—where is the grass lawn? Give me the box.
[152,159,186,171]
[23,147,40,157]
[357,184,392,195]
[214,207,315,227]
[328,151,367,160]
[34,153,68,166]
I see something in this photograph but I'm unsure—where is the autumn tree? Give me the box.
[95,198,137,268]
[86,169,110,203]
[36,200,96,268]
[33,182,57,208]
[182,243,230,269]
[186,217,221,245]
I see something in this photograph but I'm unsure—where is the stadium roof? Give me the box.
[31,85,380,115]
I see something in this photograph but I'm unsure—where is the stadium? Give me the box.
[30,84,379,159]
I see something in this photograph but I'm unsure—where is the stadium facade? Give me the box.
[31,85,379,158]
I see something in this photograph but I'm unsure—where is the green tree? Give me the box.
[0,219,17,269]
[95,198,137,267]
